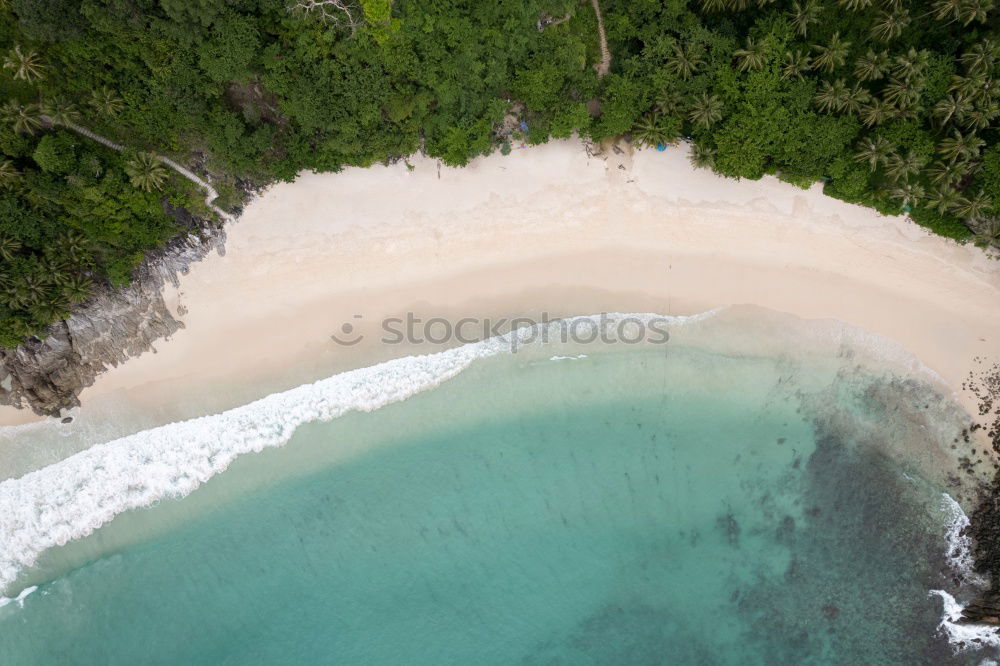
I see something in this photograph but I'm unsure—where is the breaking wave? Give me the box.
[0,313,710,596]
[932,494,998,654]
[941,493,988,588]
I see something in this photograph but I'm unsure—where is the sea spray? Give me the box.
[942,493,989,588]
[931,494,998,653]
[930,590,1000,652]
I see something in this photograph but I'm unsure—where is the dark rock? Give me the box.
[0,218,230,416]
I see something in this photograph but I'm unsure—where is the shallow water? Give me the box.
[0,338,991,664]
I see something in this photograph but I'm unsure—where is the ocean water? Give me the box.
[0,313,995,664]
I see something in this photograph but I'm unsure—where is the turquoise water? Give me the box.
[0,344,985,664]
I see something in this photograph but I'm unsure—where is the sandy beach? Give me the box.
[2,137,998,429]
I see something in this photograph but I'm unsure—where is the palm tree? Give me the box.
[892,47,929,81]
[871,10,910,42]
[0,159,18,188]
[2,45,45,82]
[854,50,891,81]
[125,152,168,192]
[854,136,893,170]
[950,74,987,101]
[1,102,43,135]
[932,0,963,20]
[884,151,925,182]
[665,43,705,81]
[882,78,919,107]
[631,113,673,148]
[837,0,872,9]
[984,78,1000,102]
[937,130,984,162]
[656,90,685,117]
[31,297,71,324]
[54,232,90,264]
[843,83,871,114]
[891,183,925,207]
[788,0,822,36]
[734,37,768,72]
[688,92,723,129]
[814,79,850,112]
[89,87,125,117]
[927,160,970,187]
[962,106,997,132]
[960,40,999,76]
[927,186,961,214]
[969,217,1000,248]
[933,93,972,126]
[952,192,994,218]
[62,275,93,304]
[859,98,893,127]
[892,100,924,122]
[690,143,717,169]
[958,0,992,24]
[11,274,47,308]
[0,234,21,261]
[812,33,850,73]
[41,254,70,279]
[782,50,811,79]
[41,97,81,126]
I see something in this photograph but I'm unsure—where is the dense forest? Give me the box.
[0,0,998,347]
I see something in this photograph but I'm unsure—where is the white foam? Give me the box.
[932,495,1000,655]
[941,493,989,588]
[0,313,700,596]
[930,589,1000,652]
[549,354,588,361]
[0,584,36,609]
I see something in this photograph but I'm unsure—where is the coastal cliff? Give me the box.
[0,210,228,418]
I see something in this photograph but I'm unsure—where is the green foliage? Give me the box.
[983,147,1000,208]
[362,0,399,44]
[0,0,998,345]
[593,73,647,138]
[31,132,76,173]
[197,14,259,83]
[10,0,84,42]
[909,205,973,241]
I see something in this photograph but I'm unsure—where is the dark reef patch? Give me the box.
[735,416,959,663]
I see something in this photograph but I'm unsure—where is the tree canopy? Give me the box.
[0,0,997,346]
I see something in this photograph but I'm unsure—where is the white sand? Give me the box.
[3,138,999,428]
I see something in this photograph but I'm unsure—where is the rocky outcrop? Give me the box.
[959,596,1000,625]
[0,214,228,417]
[960,362,1000,624]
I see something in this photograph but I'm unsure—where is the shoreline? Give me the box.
[0,308,986,597]
[1,137,998,432]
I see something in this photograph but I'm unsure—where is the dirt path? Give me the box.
[45,116,232,221]
[590,0,611,78]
